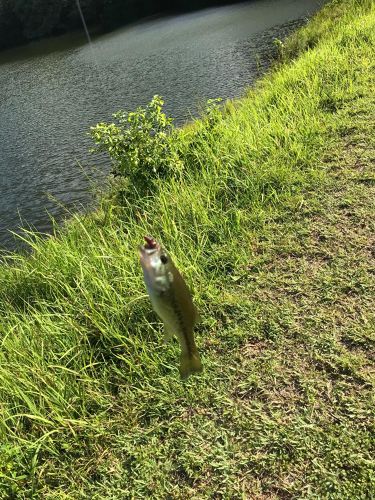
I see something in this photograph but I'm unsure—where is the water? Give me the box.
[0,0,323,251]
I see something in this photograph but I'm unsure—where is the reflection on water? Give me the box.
[0,0,323,251]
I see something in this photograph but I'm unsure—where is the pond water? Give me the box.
[0,0,323,251]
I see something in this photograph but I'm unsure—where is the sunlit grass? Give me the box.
[0,0,374,496]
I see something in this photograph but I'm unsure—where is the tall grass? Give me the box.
[0,0,374,496]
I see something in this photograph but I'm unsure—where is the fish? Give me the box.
[139,236,202,379]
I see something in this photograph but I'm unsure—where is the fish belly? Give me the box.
[149,292,180,337]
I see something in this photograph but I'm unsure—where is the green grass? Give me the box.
[0,0,374,497]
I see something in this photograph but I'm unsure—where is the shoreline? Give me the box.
[0,1,242,53]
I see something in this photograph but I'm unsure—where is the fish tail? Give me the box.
[179,351,203,379]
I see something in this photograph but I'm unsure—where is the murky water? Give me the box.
[0,0,323,251]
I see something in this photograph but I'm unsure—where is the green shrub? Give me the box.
[90,95,183,199]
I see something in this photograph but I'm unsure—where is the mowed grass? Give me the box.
[0,0,374,497]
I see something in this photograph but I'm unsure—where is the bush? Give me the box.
[90,95,183,200]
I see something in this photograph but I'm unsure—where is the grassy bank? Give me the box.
[1,0,374,497]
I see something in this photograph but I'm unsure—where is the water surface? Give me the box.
[0,0,323,251]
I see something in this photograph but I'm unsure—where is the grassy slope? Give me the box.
[0,0,374,497]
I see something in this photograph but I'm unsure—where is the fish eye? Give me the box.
[160,255,168,264]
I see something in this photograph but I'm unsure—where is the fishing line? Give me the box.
[73,0,111,200]
[75,0,106,90]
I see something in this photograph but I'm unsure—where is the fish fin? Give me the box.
[179,351,203,379]
[192,304,201,325]
[195,310,202,324]
[163,322,174,344]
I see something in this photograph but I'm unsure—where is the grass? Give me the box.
[0,0,374,497]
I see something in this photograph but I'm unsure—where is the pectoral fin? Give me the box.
[163,322,175,344]
[195,309,201,325]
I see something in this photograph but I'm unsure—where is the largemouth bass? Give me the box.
[139,236,202,379]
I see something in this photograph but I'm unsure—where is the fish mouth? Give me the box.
[139,236,160,262]
[144,235,157,249]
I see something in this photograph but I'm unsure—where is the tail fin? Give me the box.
[179,351,203,379]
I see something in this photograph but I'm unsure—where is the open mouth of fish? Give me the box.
[139,235,160,263]
[144,235,158,250]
